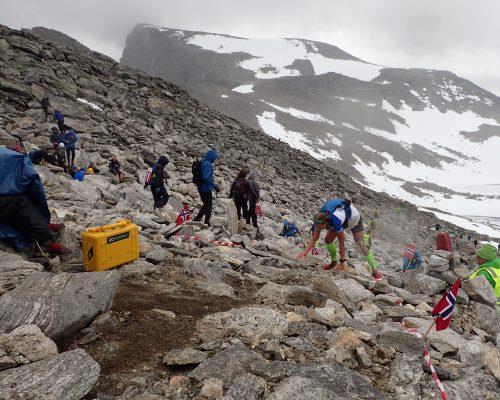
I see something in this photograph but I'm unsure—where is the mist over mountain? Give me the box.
[121,24,500,237]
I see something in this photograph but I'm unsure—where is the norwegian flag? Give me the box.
[431,279,461,331]
[175,205,192,226]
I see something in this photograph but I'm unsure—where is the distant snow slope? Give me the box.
[122,24,500,238]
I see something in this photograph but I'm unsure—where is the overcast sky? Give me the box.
[2,0,500,95]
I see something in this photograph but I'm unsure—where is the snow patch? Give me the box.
[187,34,382,81]
[265,102,334,125]
[232,84,254,94]
[77,98,102,111]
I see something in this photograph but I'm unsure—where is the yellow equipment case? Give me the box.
[82,219,139,272]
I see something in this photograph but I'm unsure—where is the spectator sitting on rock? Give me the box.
[469,244,500,305]
[0,147,68,255]
[108,155,124,182]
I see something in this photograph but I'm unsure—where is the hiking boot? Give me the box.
[39,241,70,256]
[372,270,382,280]
[323,261,338,271]
[48,223,65,234]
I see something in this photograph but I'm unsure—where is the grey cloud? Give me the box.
[1,0,499,94]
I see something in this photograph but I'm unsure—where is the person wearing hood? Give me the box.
[149,155,170,209]
[469,244,500,305]
[245,171,260,229]
[194,148,219,226]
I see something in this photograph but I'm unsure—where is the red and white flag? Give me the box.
[431,279,461,331]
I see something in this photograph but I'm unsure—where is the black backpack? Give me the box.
[233,179,247,197]
[192,158,203,186]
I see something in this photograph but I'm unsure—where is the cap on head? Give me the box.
[476,244,497,262]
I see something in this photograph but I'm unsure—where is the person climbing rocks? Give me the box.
[245,171,260,230]
[28,147,58,166]
[193,148,219,226]
[280,220,300,237]
[53,109,65,132]
[146,155,170,209]
[41,92,50,122]
[229,169,249,221]
[296,198,382,280]
[0,147,67,255]
[49,127,62,148]
[62,128,78,166]
[469,244,500,305]
[108,154,124,182]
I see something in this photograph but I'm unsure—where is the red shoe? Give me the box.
[40,241,69,256]
[372,270,382,280]
[48,223,65,234]
[323,261,338,271]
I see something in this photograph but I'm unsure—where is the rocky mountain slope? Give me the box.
[31,26,93,53]
[121,24,500,238]
[0,24,499,399]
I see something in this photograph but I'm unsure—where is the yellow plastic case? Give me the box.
[82,219,139,272]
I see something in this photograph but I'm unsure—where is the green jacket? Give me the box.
[469,257,500,299]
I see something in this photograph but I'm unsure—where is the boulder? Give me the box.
[388,353,422,399]
[196,281,236,298]
[224,200,239,235]
[224,372,266,400]
[163,348,208,366]
[471,302,499,336]
[145,248,171,264]
[256,283,326,307]
[0,271,121,339]
[403,317,466,354]
[0,252,43,295]
[0,349,99,400]
[196,307,288,344]
[377,330,424,356]
[404,274,447,296]
[313,277,374,312]
[189,345,264,384]
[428,255,450,271]
[267,363,382,399]
[462,275,496,306]
[0,325,58,371]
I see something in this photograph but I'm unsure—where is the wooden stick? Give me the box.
[422,319,436,340]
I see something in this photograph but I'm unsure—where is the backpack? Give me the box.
[232,179,247,197]
[145,164,157,186]
[192,158,203,186]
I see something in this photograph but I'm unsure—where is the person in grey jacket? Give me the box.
[245,171,260,229]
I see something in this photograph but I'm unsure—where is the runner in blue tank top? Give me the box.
[296,198,381,280]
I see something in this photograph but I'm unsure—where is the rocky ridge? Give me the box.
[0,24,499,399]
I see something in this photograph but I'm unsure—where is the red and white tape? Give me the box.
[401,321,448,400]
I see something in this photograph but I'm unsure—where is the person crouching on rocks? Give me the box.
[296,198,382,280]
[108,155,124,183]
[469,244,500,306]
[148,155,170,210]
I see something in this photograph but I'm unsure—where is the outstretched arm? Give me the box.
[297,229,321,260]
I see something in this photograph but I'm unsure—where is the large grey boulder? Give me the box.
[462,275,496,306]
[0,270,121,339]
[163,348,208,366]
[0,348,99,400]
[267,363,382,399]
[256,283,326,307]
[0,252,43,295]
[313,277,374,312]
[471,302,500,336]
[196,307,288,344]
[404,273,447,296]
[0,324,58,371]
[378,330,424,356]
[389,353,422,399]
[189,345,264,385]
[224,199,239,235]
